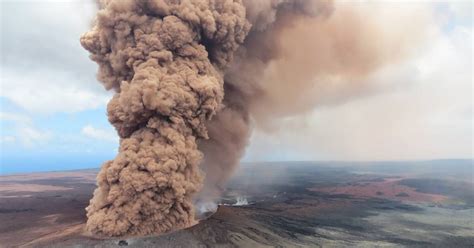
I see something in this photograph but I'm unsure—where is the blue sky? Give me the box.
[0,1,472,175]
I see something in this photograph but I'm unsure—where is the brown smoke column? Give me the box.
[82,0,426,236]
[195,0,335,203]
[196,0,426,204]
[81,0,250,236]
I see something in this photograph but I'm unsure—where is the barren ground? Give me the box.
[0,161,472,247]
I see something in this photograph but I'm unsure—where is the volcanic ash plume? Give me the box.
[196,0,427,202]
[81,0,249,236]
[82,0,426,237]
[195,0,335,208]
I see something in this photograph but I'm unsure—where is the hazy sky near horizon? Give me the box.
[0,0,472,174]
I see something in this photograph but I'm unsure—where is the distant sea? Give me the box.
[0,154,112,175]
[1,157,472,177]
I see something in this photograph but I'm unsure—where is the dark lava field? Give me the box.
[1,160,473,247]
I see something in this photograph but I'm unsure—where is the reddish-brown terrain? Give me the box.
[309,177,448,203]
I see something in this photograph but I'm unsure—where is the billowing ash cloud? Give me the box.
[81,0,249,236]
[196,0,336,203]
[82,0,425,237]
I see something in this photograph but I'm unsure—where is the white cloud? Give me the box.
[0,112,32,124]
[16,126,52,147]
[0,0,111,114]
[447,1,473,23]
[81,125,118,143]
[0,112,51,147]
[245,4,473,161]
[1,69,111,113]
[0,136,16,143]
